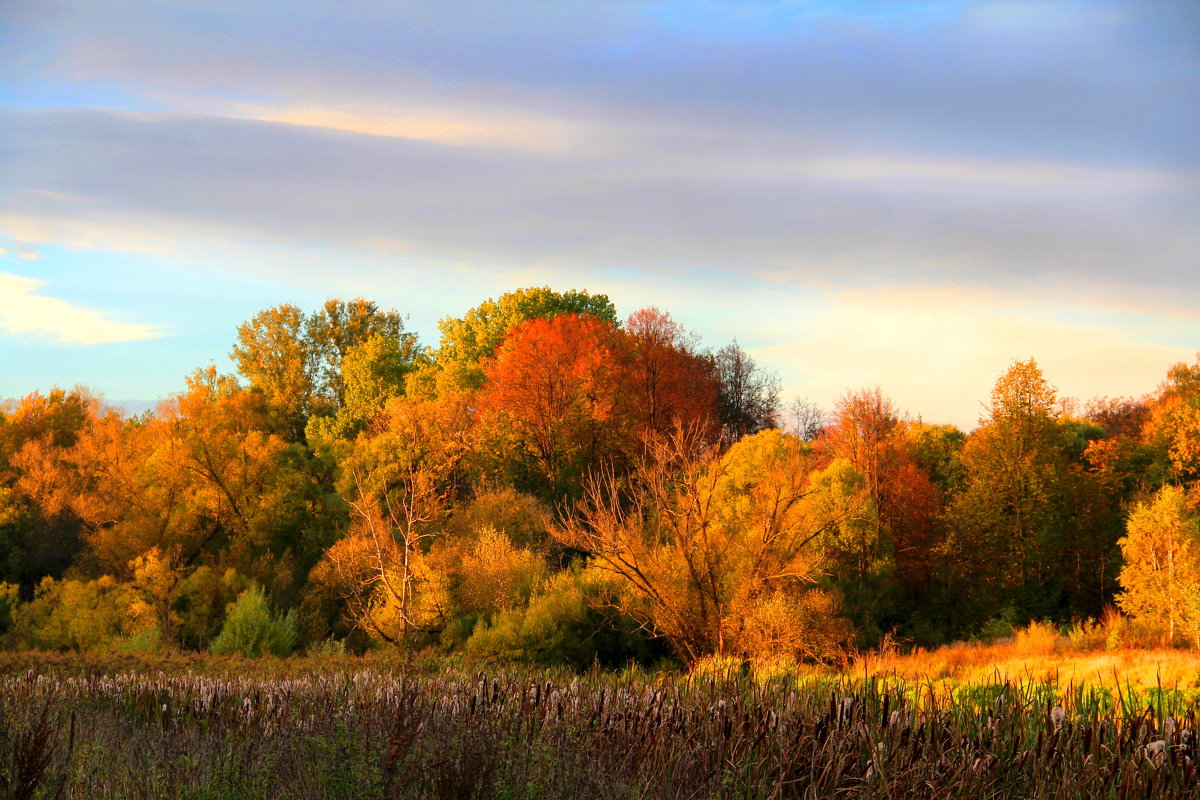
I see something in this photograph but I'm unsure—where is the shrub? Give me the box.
[210,586,298,657]
[979,606,1019,643]
[12,576,141,652]
[1066,618,1106,651]
[1013,620,1058,655]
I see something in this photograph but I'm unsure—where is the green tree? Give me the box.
[943,359,1070,626]
[307,331,417,441]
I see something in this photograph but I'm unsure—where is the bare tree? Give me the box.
[787,396,826,442]
[711,341,781,444]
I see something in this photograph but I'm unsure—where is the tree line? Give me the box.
[0,287,1197,665]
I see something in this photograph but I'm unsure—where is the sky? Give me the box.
[1,0,1197,429]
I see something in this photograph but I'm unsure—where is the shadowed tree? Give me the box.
[711,341,780,444]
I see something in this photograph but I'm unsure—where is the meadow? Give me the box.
[2,644,1200,799]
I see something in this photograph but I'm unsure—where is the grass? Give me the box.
[850,624,1200,692]
[1,647,1200,798]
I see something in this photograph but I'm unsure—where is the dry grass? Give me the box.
[1,650,1200,798]
[852,623,1200,692]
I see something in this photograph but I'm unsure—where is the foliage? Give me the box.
[12,576,144,652]
[478,313,635,501]
[5,290,1200,666]
[209,585,299,657]
[433,286,617,393]
[561,428,855,664]
[1117,485,1200,646]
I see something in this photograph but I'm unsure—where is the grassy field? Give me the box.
[2,647,1199,799]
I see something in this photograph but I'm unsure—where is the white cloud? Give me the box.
[0,273,164,345]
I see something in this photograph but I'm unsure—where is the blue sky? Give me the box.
[1,0,1197,428]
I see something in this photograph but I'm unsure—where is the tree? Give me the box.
[231,299,414,441]
[1143,356,1200,493]
[478,313,636,501]
[431,287,618,393]
[0,388,97,590]
[1116,486,1200,647]
[711,341,780,443]
[321,396,470,644]
[306,331,418,441]
[943,359,1078,626]
[823,388,901,505]
[624,308,720,441]
[308,298,412,408]
[787,396,826,442]
[230,303,316,440]
[559,428,855,665]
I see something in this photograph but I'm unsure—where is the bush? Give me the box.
[979,606,1019,643]
[1013,620,1058,655]
[1066,618,1106,651]
[12,576,141,652]
[210,586,298,657]
[464,568,667,670]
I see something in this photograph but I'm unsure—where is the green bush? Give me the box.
[210,586,298,657]
[464,568,668,670]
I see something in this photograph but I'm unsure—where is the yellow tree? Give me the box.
[560,427,856,664]
[1144,356,1200,492]
[1116,486,1200,646]
[323,395,470,644]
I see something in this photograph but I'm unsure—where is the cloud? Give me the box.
[246,104,579,152]
[0,272,164,344]
[3,107,1197,304]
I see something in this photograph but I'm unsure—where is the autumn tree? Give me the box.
[560,428,855,665]
[478,313,636,501]
[819,389,946,636]
[624,307,719,440]
[0,388,97,590]
[428,287,618,394]
[231,298,414,440]
[711,341,780,443]
[320,395,470,644]
[1143,356,1200,495]
[1117,486,1200,646]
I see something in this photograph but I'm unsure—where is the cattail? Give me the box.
[1051,706,1065,729]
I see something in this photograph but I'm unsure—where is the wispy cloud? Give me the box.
[247,105,579,152]
[0,273,164,344]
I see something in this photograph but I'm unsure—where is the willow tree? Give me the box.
[559,428,856,664]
